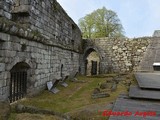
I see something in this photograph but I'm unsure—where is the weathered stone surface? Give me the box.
[100,83,108,89]
[0,0,157,103]
[111,83,117,92]
[135,72,160,89]
[82,37,150,74]
[0,63,5,72]
[0,32,10,42]
[129,85,160,100]
[139,37,160,71]
[0,0,82,101]
[92,93,110,99]
[109,94,160,120]
[93,88,101,94]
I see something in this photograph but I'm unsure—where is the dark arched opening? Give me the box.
[83,48,100,76]
[61,64,63,78]
[9,62,30,103]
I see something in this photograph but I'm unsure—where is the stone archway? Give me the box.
[81,47,102,76]
[9,62,30,103]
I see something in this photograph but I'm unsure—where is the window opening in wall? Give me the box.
[71,52,73,61]
[61,64,63,77]
[9,62,30,103]
[71,39,74,49]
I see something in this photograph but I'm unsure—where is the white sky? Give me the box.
[57,0,160,38]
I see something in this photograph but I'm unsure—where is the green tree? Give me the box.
[78,7,125,39]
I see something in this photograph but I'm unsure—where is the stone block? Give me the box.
[0,80,3,87]
[2,86,8,95]
[0,9,4,17]
[92,93,110,99]
[0,57,5,63]
[0,32,10,42]
[3,11,11,19]
[1,42,11,50]
[129,86,160,100]
[4,50,16,57]
[0,63,5,72]
[0,72,9,80]
[12,5,30,14]
[20,0,29,5]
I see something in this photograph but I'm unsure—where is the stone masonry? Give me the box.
[0,0,82,101]
[81,37,150,74]
[0,0,158,102]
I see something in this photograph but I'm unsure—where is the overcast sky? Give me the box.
[57,0,160,38]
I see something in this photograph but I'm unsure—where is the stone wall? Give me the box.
[1,0,82,52]
[111,37,150,72]
[0,0,13,19]
[14,0,82,51]
[0,0,156,102]
[0,0,82,101]
[82,37,150,73]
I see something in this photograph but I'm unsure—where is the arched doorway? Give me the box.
[83,48,101,76]
[86,51,100,76]
[9,62,30,103]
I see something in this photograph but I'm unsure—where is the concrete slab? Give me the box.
[135,72,160,89]
[109,95,160,120]
[129,86,160,100]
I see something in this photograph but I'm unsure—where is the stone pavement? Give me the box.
[109,72,160,120]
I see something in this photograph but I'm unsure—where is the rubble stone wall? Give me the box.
[83,37,150,73]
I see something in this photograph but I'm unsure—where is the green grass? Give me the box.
[10,74,133,120]
[17,75,127,112]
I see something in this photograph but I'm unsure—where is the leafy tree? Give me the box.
[78,7,125,39]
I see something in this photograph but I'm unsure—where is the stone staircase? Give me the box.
[109,72,160,120]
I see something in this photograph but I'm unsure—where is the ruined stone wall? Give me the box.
[111,37,150,72]
[11,0,82,51]
[1,0,82,52]
[0,0,82,101]
[83,37,150,73]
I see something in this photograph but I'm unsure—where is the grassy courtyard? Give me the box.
[9,73,134,120]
